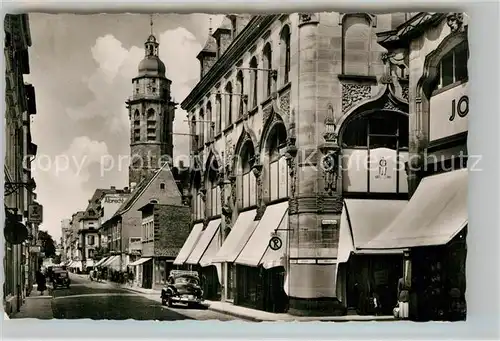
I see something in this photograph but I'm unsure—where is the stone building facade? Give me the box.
[361,12,469,321]
[176,13,422,316]
[4,14,38,315]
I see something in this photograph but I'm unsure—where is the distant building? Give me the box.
[132,203,190,290]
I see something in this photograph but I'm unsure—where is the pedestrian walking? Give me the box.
[35,267,47,295]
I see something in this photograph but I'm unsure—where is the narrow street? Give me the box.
[14,273,238,321]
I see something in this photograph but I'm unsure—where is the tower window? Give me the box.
[160,183,165,190]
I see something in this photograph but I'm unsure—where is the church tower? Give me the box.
[126,16,176,186]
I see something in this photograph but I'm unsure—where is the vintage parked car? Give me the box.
[52,269,71,289]
[161,270,203,307]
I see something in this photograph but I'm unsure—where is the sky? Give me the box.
[26,13,225,241]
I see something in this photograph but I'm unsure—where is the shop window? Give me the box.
[263,43,273,98]
[280,25,291,85]
[266,123,288,201]
[249,57,258,109]
[436,41,469,90]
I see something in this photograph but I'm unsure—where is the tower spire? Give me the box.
[150,14,154,35]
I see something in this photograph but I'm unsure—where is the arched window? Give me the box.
[340,111,409,194]
[207,159,220,216]
[190,116,197,150]
[266,123,288,201]
[341,111,408,149]
[199,108,205,147]
[236,71,244,118]
[263,43,273,98]
[147,108,156,141]
[225,82,233,126]
[250,57,258,109]
[238,142,257,209]
[433,40,468,94]
[216,93,222,134]
[342,15,372,76]
[133,110,140,142]
[206,101,214,140]
[280,25,291,85]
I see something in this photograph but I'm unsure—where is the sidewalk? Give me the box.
[204,300,395,322]
[10,285,53,319]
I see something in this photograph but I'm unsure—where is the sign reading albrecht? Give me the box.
[28,203,43,223]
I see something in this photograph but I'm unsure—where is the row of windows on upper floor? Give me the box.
[131,108,170,143]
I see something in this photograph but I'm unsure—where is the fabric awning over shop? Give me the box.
[211,209,258,263]
[361,168,468,250]
[102,255,121,270]
[235,202,288,268]
[85,259,95,267]
[129,257,151,267]
[67,261,74,267]
[94,257,109,267]
[199,220,222,268]
[186,219,221,265]
[337,199,408,263]
[173,223,204,265]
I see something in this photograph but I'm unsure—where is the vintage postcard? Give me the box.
[4,12,468,322]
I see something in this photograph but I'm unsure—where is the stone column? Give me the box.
[286,13,344,317]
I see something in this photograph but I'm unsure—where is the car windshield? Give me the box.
[174,276,198,285]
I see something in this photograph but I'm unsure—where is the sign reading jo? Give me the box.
[429,81,469,142]
[449,95,469,122]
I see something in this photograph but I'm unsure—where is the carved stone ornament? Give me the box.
[381,50,409,81]
[402,85,409,101]
[225,138,234,170]
[279,92,290,115]
[447,13,465,33]
[382,99,401,112]
[342,83,372,113]
[263,103,273,123]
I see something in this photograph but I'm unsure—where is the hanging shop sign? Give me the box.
[269,236,283,251]
[429,81,469,142]
[4,210,28,244]
[28,203,43,224]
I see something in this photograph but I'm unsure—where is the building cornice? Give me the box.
[181,15,279,111]
[376,12,447,49]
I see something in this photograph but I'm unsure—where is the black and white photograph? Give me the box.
[4,11,469,323]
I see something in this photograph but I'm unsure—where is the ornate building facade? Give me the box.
[4,14,38,315]
[175,13,425,316]
[362,12,469,321]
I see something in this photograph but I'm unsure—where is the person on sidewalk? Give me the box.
[396,276,409,319]
[35,267,47,295]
